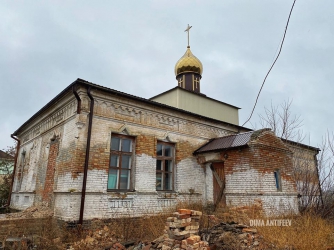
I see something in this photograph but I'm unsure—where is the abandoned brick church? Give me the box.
[9,41,320,222]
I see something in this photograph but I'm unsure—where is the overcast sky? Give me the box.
[0,0,333,151]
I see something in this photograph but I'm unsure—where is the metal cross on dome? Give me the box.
[184,24,192,47]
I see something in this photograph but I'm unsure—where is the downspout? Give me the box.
[79,86,94,225]
[7,135,20,207]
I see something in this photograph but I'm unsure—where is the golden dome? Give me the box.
[174,46,203,76]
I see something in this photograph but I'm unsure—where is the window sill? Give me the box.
[15,191,36,194]
[157,191,178,199]
[107,189,136,193]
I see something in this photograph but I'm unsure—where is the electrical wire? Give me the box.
[242,0,297,127]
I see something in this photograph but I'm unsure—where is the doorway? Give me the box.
[212,162,226,208]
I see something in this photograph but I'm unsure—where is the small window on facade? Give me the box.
[108,134,134,190]
[274,170,282,191]
[156,142,174,191]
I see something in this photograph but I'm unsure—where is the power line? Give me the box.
[242,0,297,127]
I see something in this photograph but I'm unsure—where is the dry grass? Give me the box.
[255,212,334,250]
[3,201,334,250]
[99,212,170,242]
[2,218,64,250]
[174,201,334,250]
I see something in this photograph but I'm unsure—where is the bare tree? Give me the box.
[316,132,334,218]
[259,99,304,141]
[0,144,16,207]
[258,100,334,217]
[3,145,16,157]
[0,161,13,207]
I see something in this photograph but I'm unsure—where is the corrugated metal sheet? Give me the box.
[194,131,254,154]
[0,150,14,160]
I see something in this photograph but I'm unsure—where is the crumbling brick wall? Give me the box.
[286,142,320,207]
[12,86,242,221]
[199,130,299,215]
[42,139,59,205]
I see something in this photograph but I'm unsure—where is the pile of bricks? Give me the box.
[180,235,209,250]
[159,209,209,250]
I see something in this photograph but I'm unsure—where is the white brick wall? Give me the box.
[205,164,214,203]
[11,193,35,209]
[224,167,298,214]
[56,172,83,192]
[54,193,81,220]
[53,152,207,220]
[176,158,205,194]
[226,194,298,215]
[135,154,156,192]
[19,138,42,192]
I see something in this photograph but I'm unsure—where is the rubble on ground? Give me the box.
[148,209,275,250]
[1,203,53,220]
[63,208,279,250]
[2,206,282,249]
[64,225,122,250]
[63,208,210,250]
[200,216,276,250]
[149,209,209,250]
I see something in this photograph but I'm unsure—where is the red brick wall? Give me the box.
[136,135,156,157]
[211,130,296,193]
[222,131,293,170]
[42,139,59,204]
[176,140,203,164]
[80,132,204,173]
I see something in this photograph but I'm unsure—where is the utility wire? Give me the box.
[242,0,297,127]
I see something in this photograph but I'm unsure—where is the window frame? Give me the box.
[156,141,175,191]
[107,134,135,191]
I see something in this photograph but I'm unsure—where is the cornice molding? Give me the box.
[19,99,77,145]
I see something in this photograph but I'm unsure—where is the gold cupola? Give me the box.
[174,46,203,77]
[175,46,203,93]
[174,25,203,93]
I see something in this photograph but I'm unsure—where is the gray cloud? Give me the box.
[1,0,333,150]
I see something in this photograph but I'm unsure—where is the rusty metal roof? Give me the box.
[194,131,254,154]
[0,150,14,160]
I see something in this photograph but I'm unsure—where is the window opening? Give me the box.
[108,134,134,190]
[156,142,174,191]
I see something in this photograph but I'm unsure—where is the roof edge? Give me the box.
[0,149,15,160]
[13,78,251,136]
[13,79,79,136]
[150,86,241,109]
[194,144,248,155]
[281,138,320,152]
